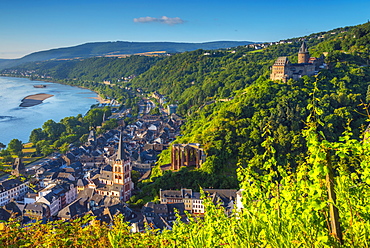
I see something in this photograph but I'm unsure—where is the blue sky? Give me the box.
[0,0,369,59]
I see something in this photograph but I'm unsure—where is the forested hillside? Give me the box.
[146,22,370,178]
[3,56,162,84]
[1,22,370,247]
[127,25,352,114]
[128,44,299,115]
[136,22,370,246]
[2,22,370,179]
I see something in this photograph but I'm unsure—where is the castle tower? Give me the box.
[298,41,309,64]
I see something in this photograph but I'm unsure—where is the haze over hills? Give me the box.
[0,40,255,70]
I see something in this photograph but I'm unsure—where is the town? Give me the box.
[0,38,338,230]
[0,98,242,231]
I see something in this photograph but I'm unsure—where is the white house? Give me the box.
[0,178,29,207]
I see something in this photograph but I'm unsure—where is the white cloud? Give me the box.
[133,16,185,25]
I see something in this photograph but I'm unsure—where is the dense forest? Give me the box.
[140,22,370,180]
[1,22,370,246]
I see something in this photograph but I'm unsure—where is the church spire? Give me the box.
[116,131,124,161]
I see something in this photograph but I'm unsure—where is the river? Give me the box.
[0,76,98,145]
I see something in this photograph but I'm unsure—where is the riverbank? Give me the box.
[89,95,111,104]
[1,74,114,105]
[0,76,99,145]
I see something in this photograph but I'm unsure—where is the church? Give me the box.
[93,132,133,202]
[270,42,325,82]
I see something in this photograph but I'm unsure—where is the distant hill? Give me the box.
[0,41,255,70]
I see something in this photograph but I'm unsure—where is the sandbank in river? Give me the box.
[20,93,54,107]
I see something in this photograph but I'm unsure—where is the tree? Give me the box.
[131,170,141,185]
[7,139,23,155]
[17,152,24,159]
[60,116,81,134]
[2,154,13,163]
[0,142,5,149]
[36,140,52,156]
[42,119,66,140]
[79,133,89,144]
[84,109,105,128]
[102,106,112,119]
[102,119,118,131]
[59,143,70,154]
[29,128,46,144]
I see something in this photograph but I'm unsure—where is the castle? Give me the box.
[270,42,325,82]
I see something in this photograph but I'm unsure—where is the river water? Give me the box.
[0,77,98,145]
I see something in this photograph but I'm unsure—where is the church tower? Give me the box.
[112,131,133,201]
[298,41,309,64]
[113,132,125,185]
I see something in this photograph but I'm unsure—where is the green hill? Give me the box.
[1,22,370,247]
[153,22,370,174]
[3,22,370,176]
[0,41,255,70]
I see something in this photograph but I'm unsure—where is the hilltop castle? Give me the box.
[270,42,325,82]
